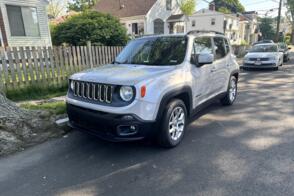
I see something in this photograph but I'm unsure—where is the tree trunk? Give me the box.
[0,90,64,155]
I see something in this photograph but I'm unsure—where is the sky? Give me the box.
[196,0,287,17]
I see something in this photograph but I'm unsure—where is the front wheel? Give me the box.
[157,99,187,148]
[220,76,238,106]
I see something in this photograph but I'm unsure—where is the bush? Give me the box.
[51,11,128,46]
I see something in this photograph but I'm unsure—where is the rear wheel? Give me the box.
[157,99,187,148]
[220,76,237,106]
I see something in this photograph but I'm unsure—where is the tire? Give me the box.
[274,67,279,71]
[220,76,238,106]
[157,99,187,148]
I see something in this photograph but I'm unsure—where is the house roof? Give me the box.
[94,0,157,18]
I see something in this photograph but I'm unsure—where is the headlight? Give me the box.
[70,80,75,91]
[120,86,134,102]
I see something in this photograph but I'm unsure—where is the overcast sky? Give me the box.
[196,0,287,17]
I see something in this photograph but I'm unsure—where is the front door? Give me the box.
[190,36,214,106]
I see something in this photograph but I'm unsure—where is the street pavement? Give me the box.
[1,60,294,196]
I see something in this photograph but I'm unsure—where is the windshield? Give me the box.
[115,36,187,66]
[250,45,278,53]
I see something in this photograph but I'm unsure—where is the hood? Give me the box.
[245,52,277,59]
[70,64,176,85]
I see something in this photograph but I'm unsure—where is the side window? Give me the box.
[191,37,213,65]
[193,37,213,55]
[224,38,230,55]
[213,37,226,60]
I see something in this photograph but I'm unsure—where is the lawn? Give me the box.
[20,101,66,115]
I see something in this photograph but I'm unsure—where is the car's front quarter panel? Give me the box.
[135,64,191,120]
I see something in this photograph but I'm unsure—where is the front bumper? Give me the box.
[67,103,157,142]
[241,62,278,69]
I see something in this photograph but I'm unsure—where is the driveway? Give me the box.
[1,62,294,196]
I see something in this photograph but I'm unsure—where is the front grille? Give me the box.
[249,58,269,61]
[72,80,114,104]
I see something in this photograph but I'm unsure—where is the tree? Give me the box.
[51,11,128,46]
[68,0,97,12]
[286,0,294,44]
[213,0,245,14]
[259,17,276,40]
[177,0,196,16]
[48,0,68,19]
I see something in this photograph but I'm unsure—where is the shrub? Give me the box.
[51,11,128,46]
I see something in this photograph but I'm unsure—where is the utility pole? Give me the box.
[275,0,282,42]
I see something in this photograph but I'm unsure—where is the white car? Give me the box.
[66,32,240,147]
[242,43,284,70]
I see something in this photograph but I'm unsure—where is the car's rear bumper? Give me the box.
[67,103,157,142]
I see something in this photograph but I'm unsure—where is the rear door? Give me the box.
[211,37,230,95]
[190,36,214,106]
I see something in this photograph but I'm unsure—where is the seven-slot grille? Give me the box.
[72,80,114,104]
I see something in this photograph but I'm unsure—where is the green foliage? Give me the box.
[177,0,196,16]
[213,0,245,13]
[68,0,97,12]
[20,101,66,115]
[240,40,249,46]
[259,17,276,40]
[218,7,231,14]
[51,11,128,46]
[285,35,291,44]
[6,85,67,102]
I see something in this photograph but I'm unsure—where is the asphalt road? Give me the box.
[1,61,294,196]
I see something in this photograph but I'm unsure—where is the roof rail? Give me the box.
[187,30,224,35]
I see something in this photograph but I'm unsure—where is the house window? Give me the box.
[192,20,196,27]
[6,5,40,37]
[211,18,216,25]
[166,0,172,10]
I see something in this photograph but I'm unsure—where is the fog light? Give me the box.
[117,125,138,136]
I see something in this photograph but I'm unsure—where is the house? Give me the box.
[0,0,52,47]
[94,0,183,35]
[187,8,241,45]
[241,11,259,44]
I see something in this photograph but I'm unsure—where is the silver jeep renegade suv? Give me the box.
[66,31,240,147]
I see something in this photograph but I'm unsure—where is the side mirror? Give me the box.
[288,47,291,50]
[279,49,284,52]
[197,53,214,67]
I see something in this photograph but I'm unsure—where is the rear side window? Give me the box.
[224,39,230,54]
[213,37,226,60]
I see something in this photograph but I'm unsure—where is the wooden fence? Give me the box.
[0,44,124,91]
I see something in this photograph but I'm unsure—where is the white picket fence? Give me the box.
[0,45,123,90]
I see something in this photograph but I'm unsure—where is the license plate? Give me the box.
[255,61,261,65]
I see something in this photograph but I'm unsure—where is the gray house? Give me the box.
[0,0,52,47]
